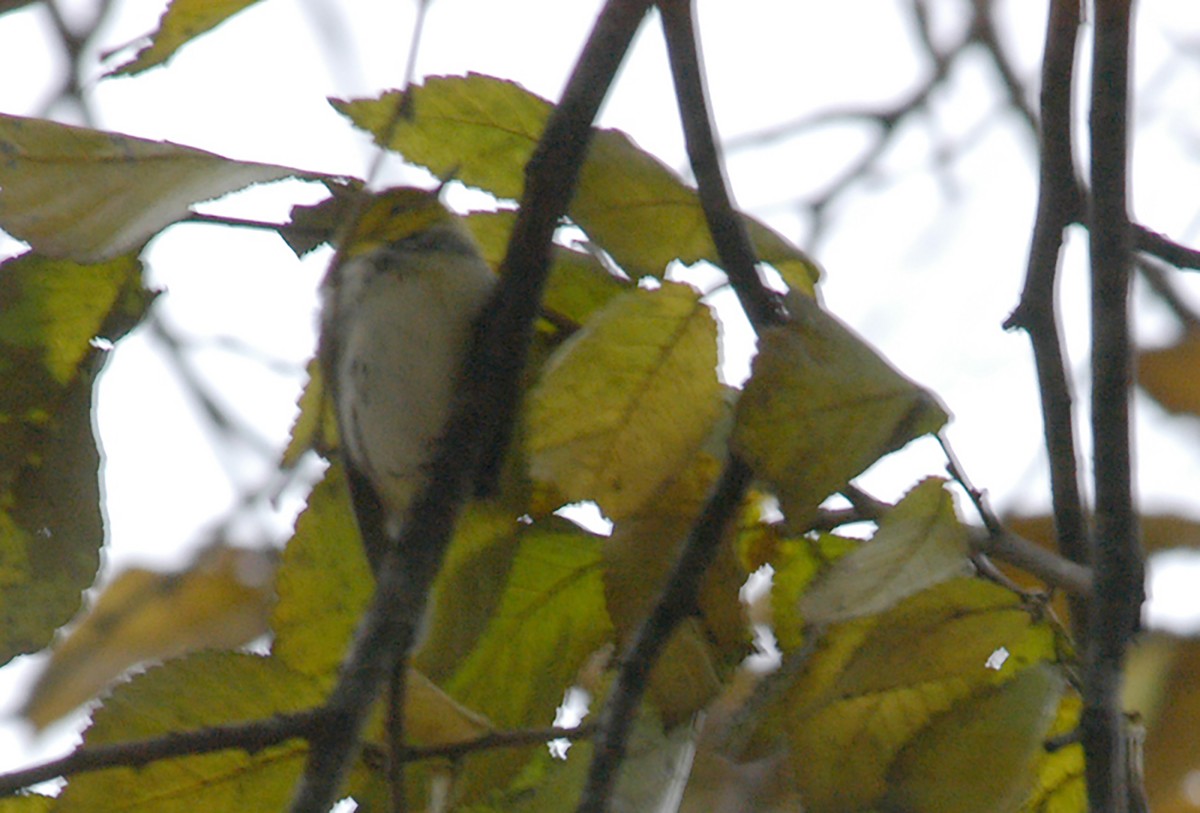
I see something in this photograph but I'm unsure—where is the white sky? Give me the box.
[3,0,1200,779]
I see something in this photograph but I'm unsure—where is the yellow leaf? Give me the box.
[799,477,972,625]
[604,450,749,724]
[1139,327,1200,416]
[406,669,493,747]
[21,544,276,729]
[272,463,371,679]
[0,114,302,261]
[733,293,948,531]
[782,578,1058,812]
[527,282,722,520]
[1021,692,1085,813]
[110,0,264,76]
[52,652,320,812]
[1124,634,1200,813]
[332,75,820,292]
[0,252,149,662]
[885,663,1066,813]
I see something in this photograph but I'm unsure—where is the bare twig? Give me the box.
[939,433,1093,598]
[288,2,654,810]
[1133,224,1200,271]
[1001,0,1091,642]
[1084,2,1144,810]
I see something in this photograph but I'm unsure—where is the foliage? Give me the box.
[4,1,1200,811]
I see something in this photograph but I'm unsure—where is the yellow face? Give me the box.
[344,187,455,257]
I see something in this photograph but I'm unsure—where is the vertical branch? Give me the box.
[1001,0,1089,638]
[1084,0,1144,811]
[575,458,753,813]
[288,2,654,810]
[575,1,783,810]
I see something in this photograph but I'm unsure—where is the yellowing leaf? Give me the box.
[527,282,722,519]
[442,518,611,803]
[21,543,276,729]
[332,75,820,292]
[406,669,493,747]
[885,663,1065,813]
[272,463,372,680]
[780,578,1058,813]
[1021,692,1085,813]
[0,252,150,663]
[1139,327,1200,416]
[799,477,971,625]
[52,652,321,813]
[110,0,264,76]
[1123,634,1200,813]
[768,532,857,650]
[603,450,749,724]
[0,114,303,261]
[415,504,526,682]
[463,209,632,330]
[733,293,948,531]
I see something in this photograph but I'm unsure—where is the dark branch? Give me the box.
[0,714,593,798]
[1133,224,1200,271]
[288,2,654,810]
[1001,0,1091,642]
[575,456,753,813]
[575,3,782,809]
[0,709,322,796]
[1084,2,1144,812]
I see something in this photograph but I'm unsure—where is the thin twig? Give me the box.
[1134,224,1200,271]
[939,434,1093,598]
[288,2,653,810]
[1084,2,1144,811]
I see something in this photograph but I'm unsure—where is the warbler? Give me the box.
[319,187,496,569]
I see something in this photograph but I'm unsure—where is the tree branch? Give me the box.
[0,709,322,796]
[0,714,593,797]
[1001,0,1091,642]
[1084,2,1144,811]
[1133,224,1200,271]
[575,455,754,813]
[575,2,785,809]
[288,2,654,810]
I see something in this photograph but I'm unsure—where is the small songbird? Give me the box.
[319,187,496,569]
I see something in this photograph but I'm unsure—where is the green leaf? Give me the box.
[443,517,612,803]
[0,114,305,261]
[271,462,372,681]
[1020,692,1085,813]
[332,75,819,292]
[885,663,1065,813]
[53,652,321,813]
[414,503,526,683]
[109,0,265,76]
[463,210,631,331]
[799,477,972,625]
[732,293,948,531]
[0,795,53,813]
[527,282,721,520]
[0,252,150,664]
[777,578,1059,813]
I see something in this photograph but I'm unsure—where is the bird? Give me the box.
[318,186,496,570]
